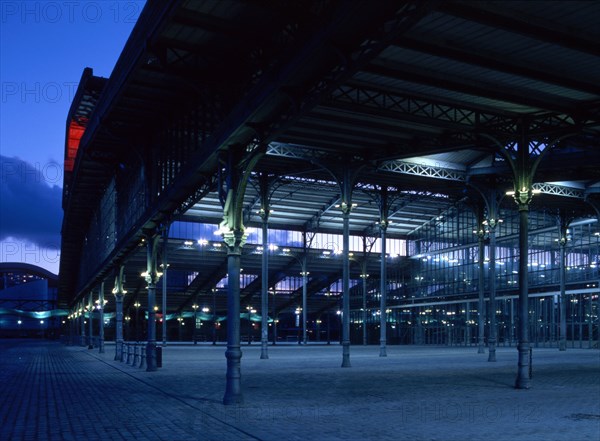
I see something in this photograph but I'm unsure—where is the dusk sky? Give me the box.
[0,1,146,274]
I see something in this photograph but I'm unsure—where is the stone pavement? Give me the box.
[1,339,599,441]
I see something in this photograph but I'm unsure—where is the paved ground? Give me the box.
[1,339,598,441]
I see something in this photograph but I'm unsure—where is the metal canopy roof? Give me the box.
[60,1,600,313]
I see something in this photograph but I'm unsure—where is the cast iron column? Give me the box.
[88,293,94,349]
[113,266,126,360]
[589,294,593,349]
[515,192,532,389]
[98,282,105,353]
[341,204,351,367]
[260,210,269,359]
[477,227,486,354]
[145,236,160,372]
[361,271,368,345]
[301,256,308,345]
[114,291,124,360]
[162,227,169,347]
[488,222,497,362]
[558,227,567,351]
[223,229,245,404]
[465,302,471,346]
[379,220,388,356]
[79,303,85,346]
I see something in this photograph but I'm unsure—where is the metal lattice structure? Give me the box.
[59,0,600,397]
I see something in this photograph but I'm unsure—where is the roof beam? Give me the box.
[379,160,466,181]
[364,62,577,114]
[438,1,600,57]
[392,36,600,96]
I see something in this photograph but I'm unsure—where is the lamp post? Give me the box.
[124,316,131,340]
[300,269,309,344]
[134,301,141,342]
[202,307,210,343]
[212,289,217,345]
[316,319,322,342]
[360,272,369,345]
[246,306,256,344]
[295,306,302,344]
[112,266,127,360]
[271,289,277,345]
[95,291,107,354]
[337,309,342,344]
[177,316,183,342]
[153,305,159,341]
[192,304,199,344]
[287,251,309,345]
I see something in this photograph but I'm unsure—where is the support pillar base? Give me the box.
[379,341,387,357]
[223,347,243,405]
[146,342,157,372]
[488,340,497,362]
[514,343,531,389]
[260,342,268,359]
[341,342,351,367]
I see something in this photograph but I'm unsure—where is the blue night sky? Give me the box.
[0,1,146,274]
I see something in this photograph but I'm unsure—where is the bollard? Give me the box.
[139,345,146,369]
[127,344,133,365]
[529,346,533,379]
[156,345,162,368]
[133,344,140,367]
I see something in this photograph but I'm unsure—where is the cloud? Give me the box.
[0,155,62,249]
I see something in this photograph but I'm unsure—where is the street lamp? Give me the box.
[316,319,322,342]
[246,306,256,344]
[336,309,342,344]
[124,316,131,340]
[285,251,310,345]
[299,270,309,344]
[360,272,369,345]
[177,316,183,341]
[295,306,302,344]
[133,301,141,342]
[192,304,199,344]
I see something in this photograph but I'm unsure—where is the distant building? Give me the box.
[0,262,60,337]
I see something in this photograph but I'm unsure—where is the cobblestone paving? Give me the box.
[1,339,599,440]
[0,340,256,440]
